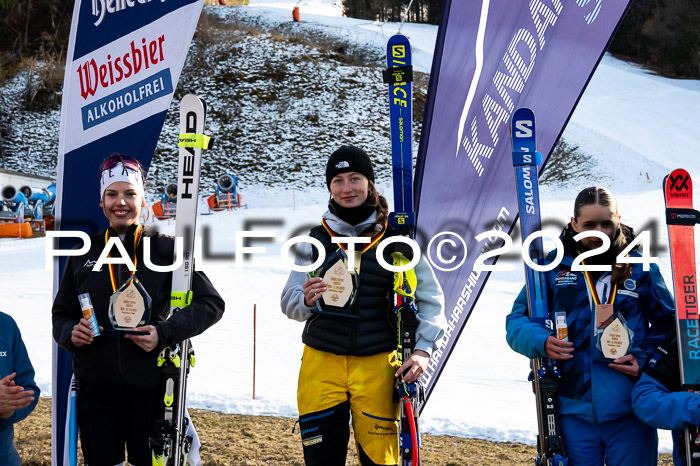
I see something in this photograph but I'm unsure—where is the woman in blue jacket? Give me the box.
[506,186,675,465]
[631,332,699,466]
[0,312,39,466]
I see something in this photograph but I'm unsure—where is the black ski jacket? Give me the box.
[301,224,396,356]
[281,211,445,357]
[52,224,224,389]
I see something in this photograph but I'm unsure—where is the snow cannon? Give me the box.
[19,185,52,219]
[216,174,238,193]
[44,184,57,204]
[207,174,244,212]
[162,182,178,202]
[43,184,57,228]
[152,182,178,220]
[1,185,28,223]
[20,185,50,204]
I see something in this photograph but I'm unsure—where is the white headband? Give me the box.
[99,163,145,200]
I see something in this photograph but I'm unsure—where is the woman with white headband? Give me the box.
[52,154,225,466]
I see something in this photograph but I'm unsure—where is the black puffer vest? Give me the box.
[302,225,396,356]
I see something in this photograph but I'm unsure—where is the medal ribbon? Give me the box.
[105,224,143,292]
[321,219,388,254]
[580,259,617,306]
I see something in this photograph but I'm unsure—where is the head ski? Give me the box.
[150,94,210,466]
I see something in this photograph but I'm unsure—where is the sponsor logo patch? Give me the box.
[375,424,393,431]
[84,259,97,269]
[302,435,323,447]
[555,270,577,286]
[0,351,7,357]
[624,279,636,291]
[335,161,350,169]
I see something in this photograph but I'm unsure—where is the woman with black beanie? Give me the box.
[281,145,446,465]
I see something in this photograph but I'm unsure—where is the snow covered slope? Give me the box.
[1,0,699,452]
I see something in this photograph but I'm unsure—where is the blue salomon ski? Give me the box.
[384,33,421,466]
[512,108,567,466]
[385,33,414,233]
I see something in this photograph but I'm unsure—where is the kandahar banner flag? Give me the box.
[414,0,633,405]
[52,0,205,463]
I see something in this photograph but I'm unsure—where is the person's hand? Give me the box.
[608,354,640,376]
[545,336,574,360]
[71,318,101,347]
[124,325,159,352]
[395,350,430,384]
[0,373,35,419]
[303,277,326,307]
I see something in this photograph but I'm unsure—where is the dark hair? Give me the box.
[573,186,631,286]
[573,186,618,219]
[355,180,389,243]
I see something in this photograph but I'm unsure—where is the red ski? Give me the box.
[663,168,700,464]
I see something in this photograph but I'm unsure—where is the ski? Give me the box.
[384,33,414,233]
[150,94,211,466]
[663,168,700,465]
[511,107,567,466]
[384,33,421,466]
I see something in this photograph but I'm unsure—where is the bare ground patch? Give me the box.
[15,397,673,465]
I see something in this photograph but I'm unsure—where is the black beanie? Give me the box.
[325,145,375,188]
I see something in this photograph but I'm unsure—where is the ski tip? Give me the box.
[664,168,693,208]
[668,168,690,177]
[512,107,535,121]
[388,33,411,46]
[181,93,201,105]
[665,168,691,190]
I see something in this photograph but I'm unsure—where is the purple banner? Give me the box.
[415,0,632,403]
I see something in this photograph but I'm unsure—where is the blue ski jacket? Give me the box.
[506,226,675,424]
[631,334,700,466]
[0,312,40,466]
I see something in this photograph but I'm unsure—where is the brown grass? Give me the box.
[14,397,674,465]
